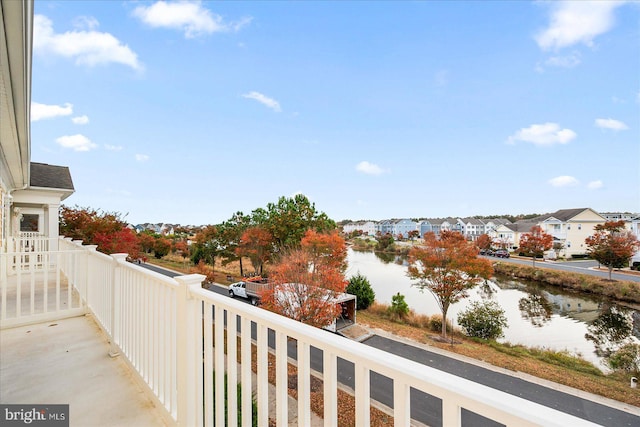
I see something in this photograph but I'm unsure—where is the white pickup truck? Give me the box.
[228,281,269,305]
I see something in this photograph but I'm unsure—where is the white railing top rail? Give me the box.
[189,286,600,427]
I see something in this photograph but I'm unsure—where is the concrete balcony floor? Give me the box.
[1,315,170,426]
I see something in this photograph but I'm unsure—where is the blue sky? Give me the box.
[31,1,640,225]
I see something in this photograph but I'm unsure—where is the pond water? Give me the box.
[345,249,640,369]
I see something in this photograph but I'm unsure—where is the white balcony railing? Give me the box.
[0,236,600,427]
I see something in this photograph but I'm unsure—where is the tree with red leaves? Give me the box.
[236,226,274,275]
[60,206,140,257]
[259,230,347,329]
[519,225,553,267]
[586,221,640,280]
[93,228,140,257]
[300,229,347,273]
[476,234,492,251]
[408,230,493,339]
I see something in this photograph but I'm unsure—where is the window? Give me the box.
[20,214,39,232]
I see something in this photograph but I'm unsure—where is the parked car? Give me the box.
[493,249,510,258]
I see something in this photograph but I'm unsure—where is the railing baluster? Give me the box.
[297,341,311,427]
[323,350,338,425]
[393,380,410,427]
[204,301,213,427]
[275,330,288,426]
[227,310,238,427]
[257,323,269,427]
[355,363,370,427]
[214,304,225,427]
[240,317,252,427]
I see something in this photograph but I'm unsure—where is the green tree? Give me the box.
[191,225,222,271]
[375,233,395,252]
[457,301,507,340]
[585,220,640,280]
[388,293,409,319]
[608,343,640,375]
[265,194,336,250]
[408,231,493,338]
[346,273,376,310]
[153,237,171,259]
[218,212,251,277]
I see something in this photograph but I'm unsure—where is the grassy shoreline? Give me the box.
[493,261,640,305]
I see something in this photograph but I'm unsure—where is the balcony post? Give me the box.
[83,245,98,311]
[175,274,206,427]
[109,254,128,357]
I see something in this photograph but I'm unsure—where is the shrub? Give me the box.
[346,273,376,310]
[608,343,640,375]
[457,301,508,340]
[428,314,444,333]
[388,293,409,319]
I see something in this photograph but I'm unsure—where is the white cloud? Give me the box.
[242,91,281,112]
[548,175,579,187]
[34,14,142,70]
[544,52,581,68]
[132,1,251,38]
[104,144,123,151]
[595,118,628,131]
[73,16,100,31]
[56,134,98,152]
[135,154,150,162]
[535,1,626,50]
[587,180,604,190]
[507,123,576,146]
[72,115,89,125]
[356,161,386,176]
[31,102,73,121]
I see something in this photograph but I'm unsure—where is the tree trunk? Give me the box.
[441,307,449,339]
[239,258,244,277]
[608,265,613,281]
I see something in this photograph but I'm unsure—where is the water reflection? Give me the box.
[518,291,553,327]
[346,248,640,367]
[374,251,397,264]
[585,305,634,357]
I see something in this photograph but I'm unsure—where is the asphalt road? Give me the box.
[483,255,640,283]
[140,262,640,426]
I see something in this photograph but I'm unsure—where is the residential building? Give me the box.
[391,218,418,239]
[342,220,376,236]
[535,208,606,258]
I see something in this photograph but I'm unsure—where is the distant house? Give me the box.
[490,209,606,257]
[460,218,485,241]
[483,218,511,235]
[376,219,394,236]
[343,221,376,236]
[490,222,537,250]
[390,219,418,239]
[534,208,606,257]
